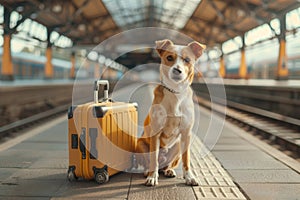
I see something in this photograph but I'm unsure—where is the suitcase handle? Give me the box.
[94,80,109,103]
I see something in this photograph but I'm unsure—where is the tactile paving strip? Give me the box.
[194,187,245,199]
[190,136,247,200]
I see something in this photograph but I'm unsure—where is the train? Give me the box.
[0,49,123,80]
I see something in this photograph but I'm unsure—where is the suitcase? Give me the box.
[67,80,138,184]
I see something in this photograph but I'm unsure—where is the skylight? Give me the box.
[102,0,201,30]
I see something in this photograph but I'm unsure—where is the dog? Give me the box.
[136,39,206,186]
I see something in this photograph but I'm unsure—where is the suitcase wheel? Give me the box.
[67,166,78,182]
[94,170,109,184]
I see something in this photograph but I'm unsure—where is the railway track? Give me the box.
[0,104,69,141]
[0,81,120,141]
[195,95,300,160]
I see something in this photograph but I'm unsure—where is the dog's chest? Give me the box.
[158,103,194,148]
[160,116,181,147]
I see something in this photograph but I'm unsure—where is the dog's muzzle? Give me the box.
[172,68,182,75]
[171,68,183,81]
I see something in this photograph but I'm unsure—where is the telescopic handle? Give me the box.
[94,80,109,103]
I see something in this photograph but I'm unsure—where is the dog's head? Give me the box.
[156,39,206,84]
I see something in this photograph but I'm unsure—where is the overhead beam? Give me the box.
[232,0,273,25]
[208,0,226,21]
[72,26,120,44]
[188,17,239,45]
[69,0,119,44]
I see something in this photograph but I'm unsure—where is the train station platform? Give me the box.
[0,84,299,200]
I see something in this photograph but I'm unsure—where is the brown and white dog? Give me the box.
[136,39,206,186]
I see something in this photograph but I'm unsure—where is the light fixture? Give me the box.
[237,9,245,18]
[88,51,98,61]
[78,24,86,31]
[30,13,38,19]
[52,3,62,13]
[39,3,45,10]
[16,6,24,12]
[105,58,112,67]
[98,55,106,64]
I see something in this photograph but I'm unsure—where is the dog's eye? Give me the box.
[183,57,190,63]
[166,55,174,62]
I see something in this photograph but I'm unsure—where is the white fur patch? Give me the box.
[145,171,159,186]
[183,169,199,186]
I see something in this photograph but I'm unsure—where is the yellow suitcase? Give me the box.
[67,80,138,184]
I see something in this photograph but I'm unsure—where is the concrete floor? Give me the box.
[0,83,299,199]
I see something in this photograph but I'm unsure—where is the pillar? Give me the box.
[219,54,226,78]
[239,36,247,79]
[1,7,14,81]
[70,52,75,79]
[276,15,288,80]
[44,46,53,79]
[44,28,53,79]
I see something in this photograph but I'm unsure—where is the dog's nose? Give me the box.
[172,68,182,75]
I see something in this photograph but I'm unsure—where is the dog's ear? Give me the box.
[188,41,206,59]
[155,39,173,57]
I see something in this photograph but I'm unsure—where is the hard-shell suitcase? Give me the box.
[67,80,138,184]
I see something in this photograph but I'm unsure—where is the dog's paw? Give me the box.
[164,169,177,178]
[145,172,159,186]
[184,170,199,186]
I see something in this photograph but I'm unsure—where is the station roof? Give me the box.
[0,0,120,45]
[184,0,300,46]
[1,0,300,48]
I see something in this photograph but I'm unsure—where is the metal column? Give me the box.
[44,28,53,79]
[219,51,226,78]
[276,14,288,80]
[1,7,13,81]
[70,52,76,79]
[238,36,247,79]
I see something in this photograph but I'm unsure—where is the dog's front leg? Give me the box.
[145,133,160,186]
[181,132,199,186]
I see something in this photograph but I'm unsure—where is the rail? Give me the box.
[192,80,300,120]
[192,81,300,158]
[0,80,118,138]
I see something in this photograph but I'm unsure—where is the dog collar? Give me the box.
[161,81,180,94]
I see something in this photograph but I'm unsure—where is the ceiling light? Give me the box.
[105,58,112,67]
[78,24,86,31]
[88,51,98,61]
[237,9,245,17]
[30,13,38,19]
[52,4,62,13]
[39,3,45,10]
[98,55,106,64]
[16,6,24,12]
